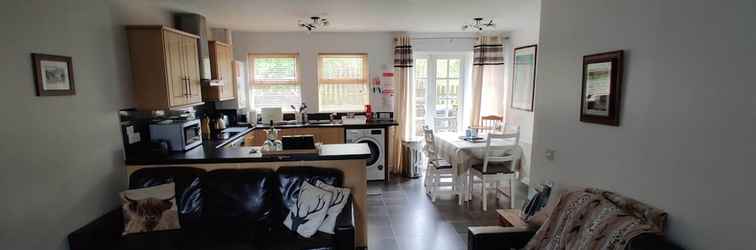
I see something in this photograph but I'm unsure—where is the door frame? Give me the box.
[412,52,468,134]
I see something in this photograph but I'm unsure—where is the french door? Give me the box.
[412,54,466,137]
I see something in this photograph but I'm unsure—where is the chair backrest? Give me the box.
[422,125,438,160]
[482,131,520,173]
[479,115,504,133]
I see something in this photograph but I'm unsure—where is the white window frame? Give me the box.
[247,53,302,111]
[317,53,369,112]
[411,53,467,137]
[249,53,300,85]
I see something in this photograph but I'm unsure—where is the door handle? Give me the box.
[183,77,189,97]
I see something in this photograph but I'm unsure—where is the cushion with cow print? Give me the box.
[120,183,180,235]
[283,181,333,238]
[315,180,351,234]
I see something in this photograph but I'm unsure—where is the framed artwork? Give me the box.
[580,50,623,126]
[511,45,537,111]
[31,53,75,96]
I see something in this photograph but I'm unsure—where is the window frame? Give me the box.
[317,53,370,112]
[247,53,303,112]
[411,53,467,137]
[248,53,300,85]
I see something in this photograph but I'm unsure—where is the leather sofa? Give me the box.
[68,166,355,250]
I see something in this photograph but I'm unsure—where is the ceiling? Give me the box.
[115,0,540,33]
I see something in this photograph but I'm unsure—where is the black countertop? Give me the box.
[124,121,394,165]
[126,142,371,165]
[252,120,398,129]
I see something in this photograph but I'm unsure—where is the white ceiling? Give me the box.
[116,0,540,33]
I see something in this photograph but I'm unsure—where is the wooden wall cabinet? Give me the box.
[203,41,236,101]
[244,127,345,146]
[126,26,203,110]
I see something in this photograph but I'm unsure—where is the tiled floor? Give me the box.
[366,174,529,250]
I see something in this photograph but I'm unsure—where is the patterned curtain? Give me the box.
[470,36,505,126]
[389,35,413,174]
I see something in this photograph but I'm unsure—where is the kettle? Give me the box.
[212,114,228,131]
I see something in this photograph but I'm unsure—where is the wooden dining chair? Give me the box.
[478,115,504,133]
[422,126,462,205]
[468,130,520,211]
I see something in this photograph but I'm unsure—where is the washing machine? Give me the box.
[345,128,385,181]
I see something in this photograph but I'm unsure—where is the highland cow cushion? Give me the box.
[315,180,351,234]
[120,183,181,235]
[283,181,332,238]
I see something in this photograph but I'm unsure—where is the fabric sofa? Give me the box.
[467,187,683,250]
[68,166,355,250]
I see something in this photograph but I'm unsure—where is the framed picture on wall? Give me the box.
[31,53,76,96]
[511,45,537,111]
[580,50,623,126]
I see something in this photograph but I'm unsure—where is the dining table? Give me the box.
[433,131,522,201]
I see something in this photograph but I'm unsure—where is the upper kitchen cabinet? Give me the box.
[203,41,236,101]
[125,26,203,110]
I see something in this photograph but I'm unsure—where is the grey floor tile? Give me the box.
[366,175,528,250]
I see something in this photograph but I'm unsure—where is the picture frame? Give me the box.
[580,50,623,126]
[511,45,537,111]
[31,53,76,96]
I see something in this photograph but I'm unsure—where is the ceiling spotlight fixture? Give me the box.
[462,17,495,31]
[298,16,329,33]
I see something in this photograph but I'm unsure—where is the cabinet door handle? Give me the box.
[186,76,191,96]
[182,77,188,97]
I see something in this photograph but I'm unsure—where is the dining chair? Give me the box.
[478,115,504,134]
[467,130,520,211]
[422,126,462,205]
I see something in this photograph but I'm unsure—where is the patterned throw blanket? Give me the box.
[524,188,667,250]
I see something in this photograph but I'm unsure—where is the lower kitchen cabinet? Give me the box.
[244,127,345,146]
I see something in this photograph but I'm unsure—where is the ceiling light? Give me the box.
[462,17,495,32]
[298,16,329,33]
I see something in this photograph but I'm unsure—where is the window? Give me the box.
[412,55,465,136]
[248,53,301,111]
[318,54,369,112]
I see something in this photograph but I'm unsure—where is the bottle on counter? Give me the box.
[200,116,211,139]
[365,104,373,121]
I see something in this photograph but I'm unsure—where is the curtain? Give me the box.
[389,35,412,174]
[470,36,505,126]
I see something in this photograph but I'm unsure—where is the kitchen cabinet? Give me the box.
[244,127,345,146]
[203,41,235,101]
[126,26,203,110]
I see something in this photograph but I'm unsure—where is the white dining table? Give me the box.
[433,132,521,201]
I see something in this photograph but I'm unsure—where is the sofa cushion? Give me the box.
[276,167,343,216]
[120,183,181,235]
[268,224,336,250]
[129,167,205,230]
[284,181,333,238]
[315,180,351,234]
[118,229,183,250]
[202,169,276,234]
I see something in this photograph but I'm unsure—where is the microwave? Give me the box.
[149,119,202,151]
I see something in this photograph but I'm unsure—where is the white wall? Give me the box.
[533,0,756,249]
[503,0,541,186]
[230,31,394,112]
[0,0,132,249]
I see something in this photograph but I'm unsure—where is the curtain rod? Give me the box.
[411,37,477,40]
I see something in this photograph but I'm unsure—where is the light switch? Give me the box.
[545,149,556,161]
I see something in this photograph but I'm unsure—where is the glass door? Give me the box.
[412,55,465,136]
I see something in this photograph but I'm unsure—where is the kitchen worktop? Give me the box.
[123,121,396,165]
[126,142,371,165]
[252,120,398,129]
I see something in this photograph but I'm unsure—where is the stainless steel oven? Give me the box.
[149,119,202,151]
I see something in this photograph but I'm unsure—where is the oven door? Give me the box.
[183,124,202,149]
